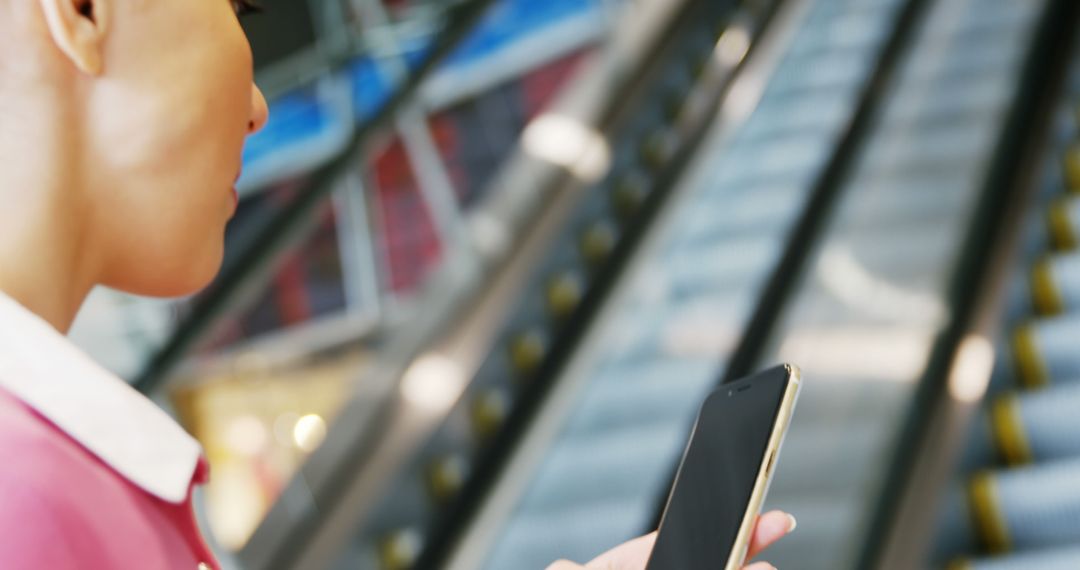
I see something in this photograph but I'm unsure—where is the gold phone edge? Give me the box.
[724,364,802,570]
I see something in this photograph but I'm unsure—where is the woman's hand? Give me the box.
[545,510,796,570]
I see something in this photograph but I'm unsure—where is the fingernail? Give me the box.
[786,513,797,532]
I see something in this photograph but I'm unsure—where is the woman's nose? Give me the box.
[249,85,269,134]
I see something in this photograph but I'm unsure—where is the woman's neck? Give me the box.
[0,201,96,333]
[0,105,96,333]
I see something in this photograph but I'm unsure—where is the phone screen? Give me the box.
[645,366,792,570]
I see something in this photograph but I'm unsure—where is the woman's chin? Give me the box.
[108,247,225,299]
[149,269,220,299]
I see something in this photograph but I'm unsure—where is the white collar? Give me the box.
[0,291,202,504]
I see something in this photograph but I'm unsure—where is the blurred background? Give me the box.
[66,0,1080,568]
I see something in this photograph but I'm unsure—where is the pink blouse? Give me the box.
[0,292,219,569]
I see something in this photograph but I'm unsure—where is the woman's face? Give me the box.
[86,0,268,297]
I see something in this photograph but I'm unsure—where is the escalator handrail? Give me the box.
[715,0,933,386]
[857,1,1080,567]
[642,0,936,534]
[132,0,501,395]
[414,1,793,566]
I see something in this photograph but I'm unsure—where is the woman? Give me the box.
[0,0,793,568]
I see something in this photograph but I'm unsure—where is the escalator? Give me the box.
[446,0,916,566]
[915,23,1080,570]
[121,0,1080,568]
[444,0,1069,569]
[238,1,787,568]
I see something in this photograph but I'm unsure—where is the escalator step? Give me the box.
[967,457,1080,553]
[989,382,1080,465]
[1028,252,1080,315]
[1064,143,1080,192]
[514,422,687,516]
[612,170,651,222]
[508,329,550,379]
[470,388,512,440]
[949,544,1080,570]
[426,454,470,504]
[1010,317,1080,388]
[377,528,423,570]
[578,220,619,268]
[546,271,586,321]
[1030,258,1065,315]
[1046,196,1080,250]
[640,129,681,172]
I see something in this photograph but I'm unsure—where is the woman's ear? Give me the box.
[37,0,109,75]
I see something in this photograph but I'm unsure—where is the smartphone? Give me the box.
[645,364,801,570]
